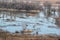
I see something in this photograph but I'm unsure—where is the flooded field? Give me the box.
[0,11,60,36]
[0,0,60,40]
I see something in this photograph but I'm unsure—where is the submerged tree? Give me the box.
[58,5,60,17]
[51,8,56,17]
[43,1,52,18]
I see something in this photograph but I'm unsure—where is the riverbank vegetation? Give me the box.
[0,29,60,40]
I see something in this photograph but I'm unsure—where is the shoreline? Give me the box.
[0,8,40,13]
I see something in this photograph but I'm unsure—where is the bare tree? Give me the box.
[58,5,60,17]
[43,1,52,18]
[51,8,56,17]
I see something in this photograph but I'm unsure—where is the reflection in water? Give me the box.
[0,11,39,19]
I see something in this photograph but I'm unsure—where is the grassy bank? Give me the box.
[0,31,60,40]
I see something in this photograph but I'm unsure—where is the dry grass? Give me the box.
[0,29,60,40]
[0,32,60,40]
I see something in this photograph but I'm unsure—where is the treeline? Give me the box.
[0,2,43,10]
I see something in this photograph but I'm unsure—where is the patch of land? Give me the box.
[0,30,60,40]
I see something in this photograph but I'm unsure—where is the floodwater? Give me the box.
[0,11,60,35]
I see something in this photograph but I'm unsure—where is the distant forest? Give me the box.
[0,1,60,11]
[0,2,43,10]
